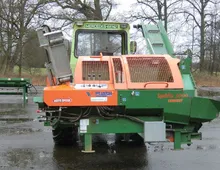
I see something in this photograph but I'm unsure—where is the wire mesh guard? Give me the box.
[126,57,174,83]
[112,58,123,83]
[82,61,110,81]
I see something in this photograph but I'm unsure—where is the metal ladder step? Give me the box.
[140,21,175,57]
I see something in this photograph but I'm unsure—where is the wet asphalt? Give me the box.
[0,87,220,170]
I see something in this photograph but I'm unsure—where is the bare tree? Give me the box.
[183,0,215,71]
[22,29,47,71]
[0,0,117,77]
[205,1,220,75]
[0,0,16,74]
[129,0,181,31]
[0,0,44,76]
[38,0,116,27]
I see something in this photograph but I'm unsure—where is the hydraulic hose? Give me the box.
[96,106,145,124]
[49,107,91,124]
[27,83,38,95]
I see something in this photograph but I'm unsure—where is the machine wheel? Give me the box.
[52,126,78,145]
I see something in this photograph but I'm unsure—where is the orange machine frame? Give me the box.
[43,54,183,106]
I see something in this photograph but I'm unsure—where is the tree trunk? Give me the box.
[209,20,214,74]
[94,0,103,20]
[156,0,162,20]
[164,0,168,31]
[211,44,216,74]
[18,43,23,77]
[18,0,25,77]
[200,4,205,71]
[1,56,8,75]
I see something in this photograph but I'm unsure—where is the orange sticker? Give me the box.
[158,93,189,100]
[168,99,183,103]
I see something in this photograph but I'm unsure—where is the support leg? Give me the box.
[82,133,95,153]
[121,133,132,142]
[174,131,182,150]
[23,86,28,106]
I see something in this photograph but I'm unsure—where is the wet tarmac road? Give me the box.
[0,87,220,170]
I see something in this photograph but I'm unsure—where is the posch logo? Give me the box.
[86,91,112,97]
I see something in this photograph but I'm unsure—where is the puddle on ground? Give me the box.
[0,148,54,170]
[0,120,42,135]
[0,129,220,170]
[0,140,149,170]
[193,144,220,151]
[0,103,27,118]
[0,126,42,135]
[52,142,149,170]
[0,109,27,115]
[0,119,33,123]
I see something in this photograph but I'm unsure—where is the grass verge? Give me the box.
[193,72,220,87]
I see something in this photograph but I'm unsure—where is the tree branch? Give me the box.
[137,0,159,16]
[104,0,112,20]
[186,0,202,15]
[183,10,201,28]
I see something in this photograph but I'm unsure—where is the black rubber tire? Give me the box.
[52,126,78,145]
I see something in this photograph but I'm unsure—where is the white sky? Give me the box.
[114,0,136,8]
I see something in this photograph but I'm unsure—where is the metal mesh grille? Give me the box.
[113,58,123,83]
[82,61,110,81]
[126,57,174,82]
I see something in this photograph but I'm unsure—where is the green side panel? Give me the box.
[118,90,220,124]
[86,117,143,133]
[180,57,196,89]
[164,98,192,124]
[190,97,220,122]
[118,90,194,124]
[118,90,193,108]
[182,74,195,90]
[179,57,192,74]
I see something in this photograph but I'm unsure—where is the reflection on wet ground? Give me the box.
[53,143,148,170]
[0,89,220,170]
[0,143,148,170]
